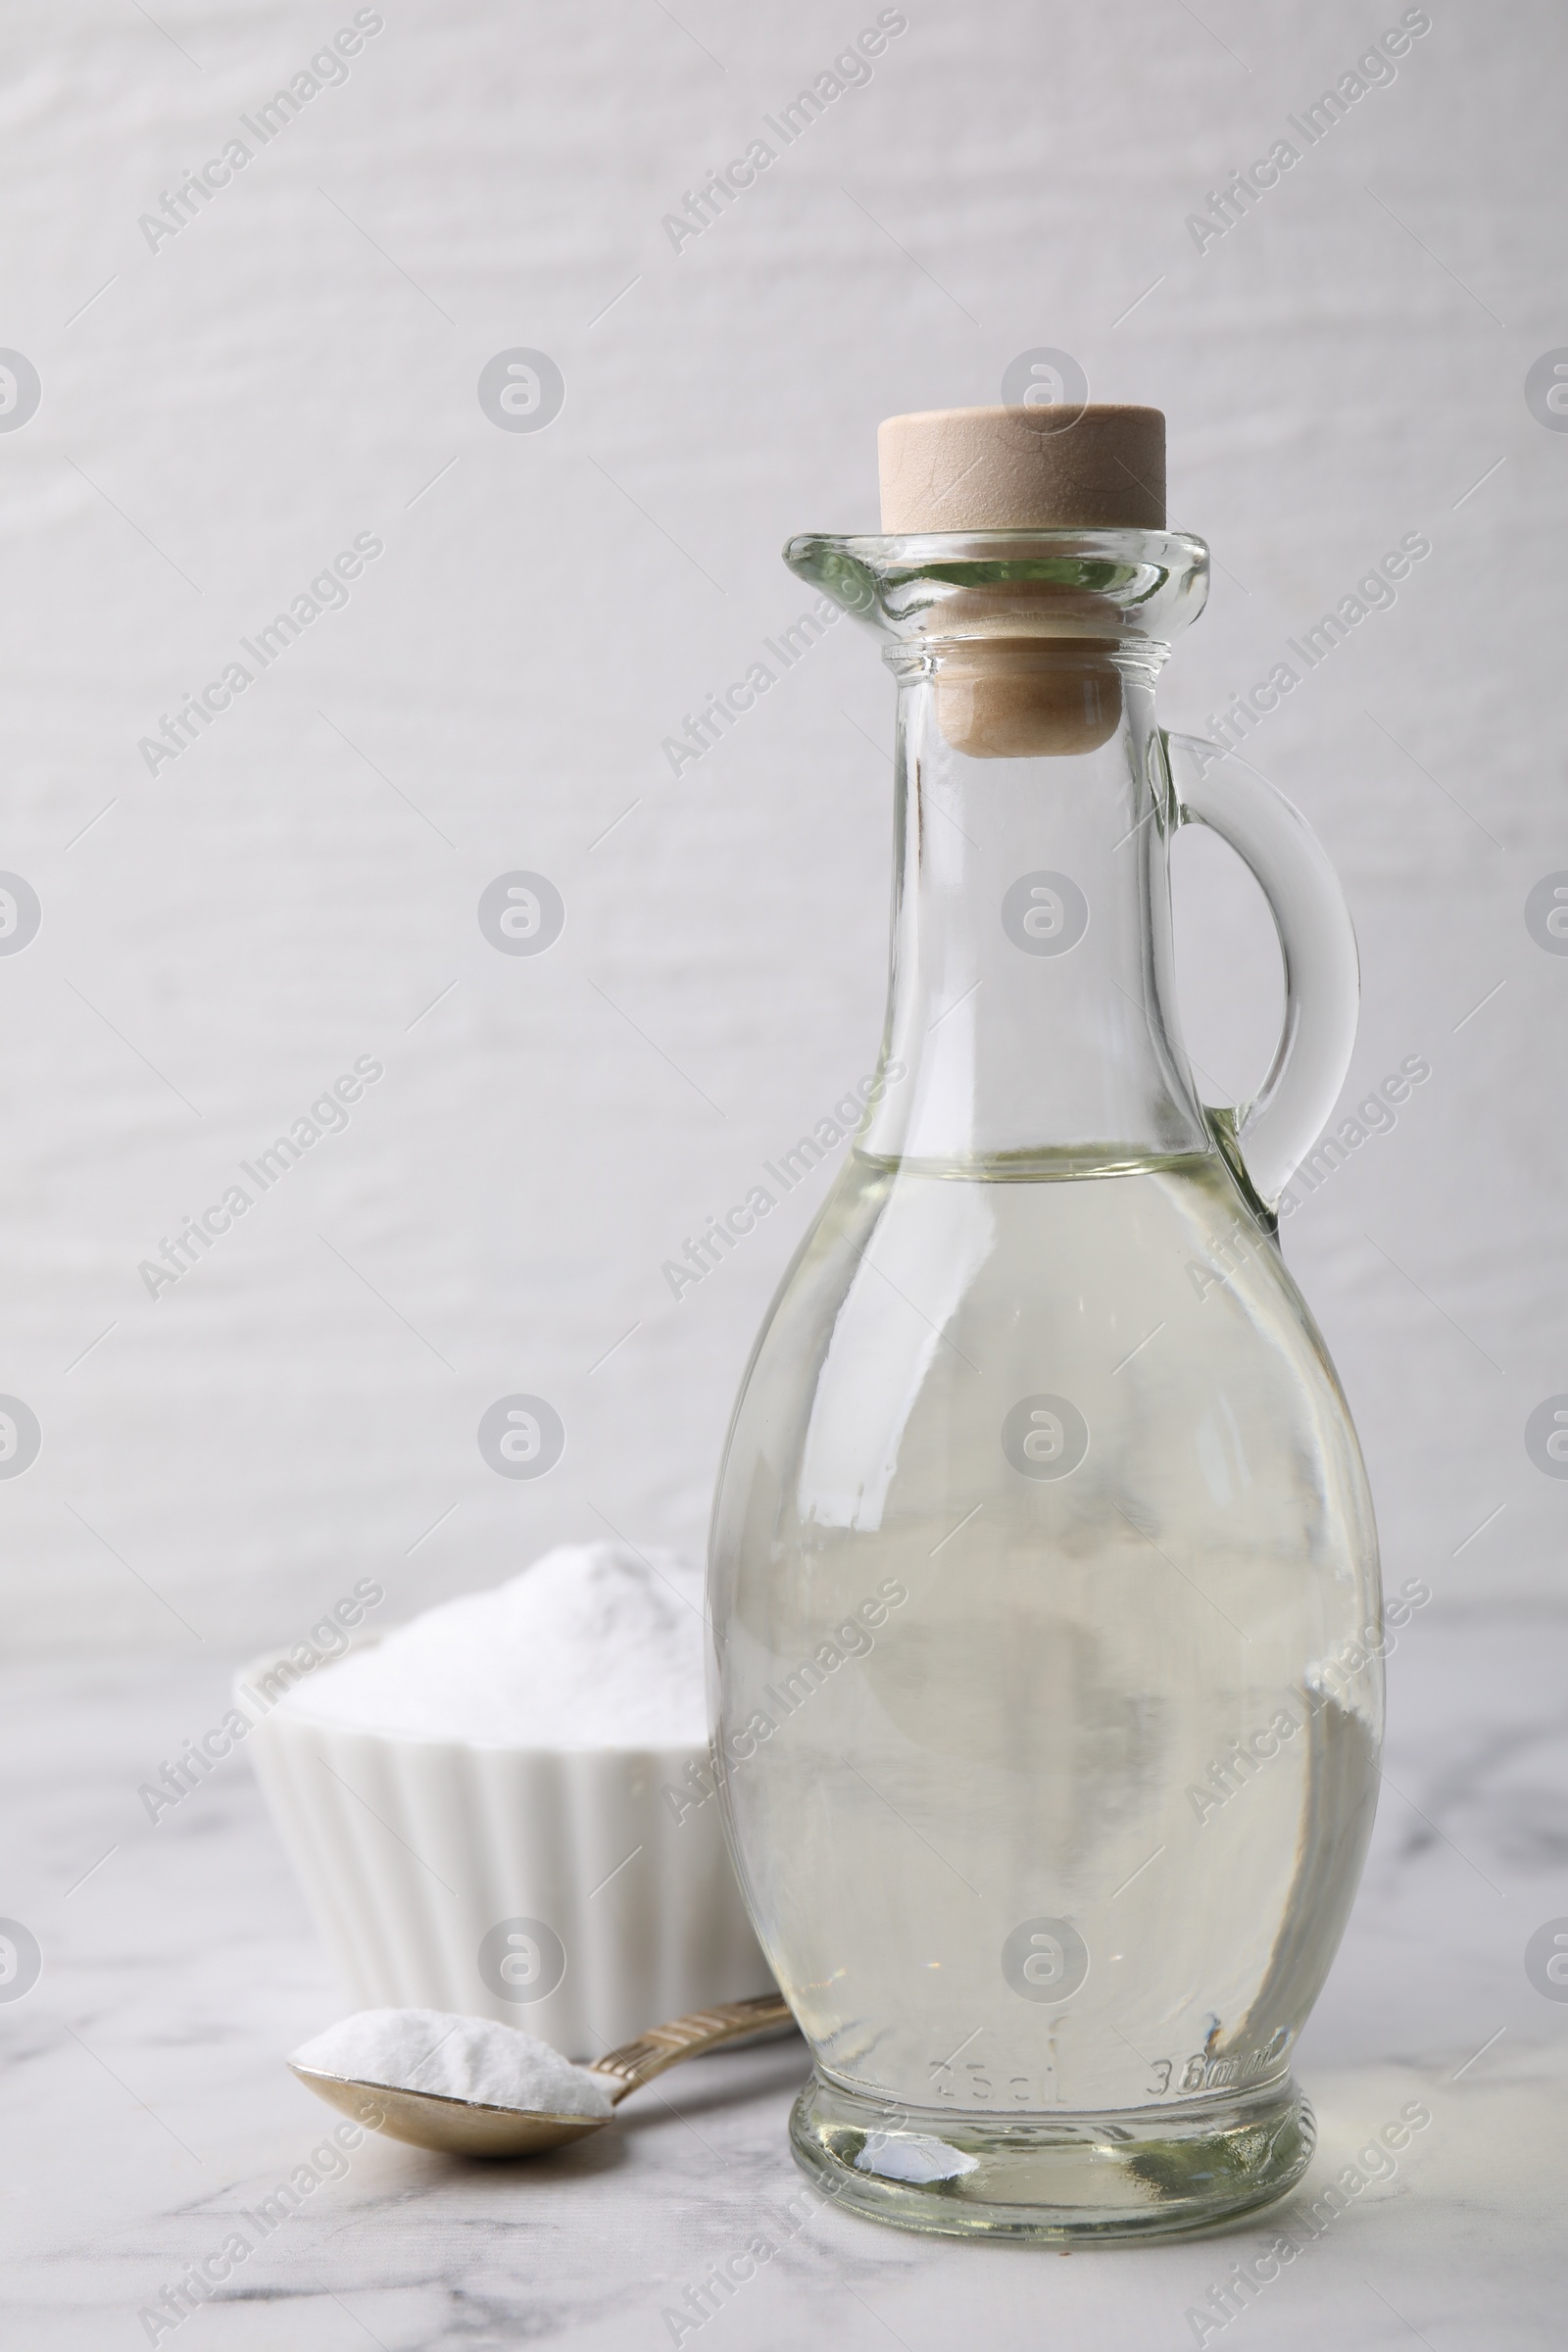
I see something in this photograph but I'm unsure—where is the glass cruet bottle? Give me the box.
[707,404,1382,2243]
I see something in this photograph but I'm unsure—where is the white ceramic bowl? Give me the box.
[236,1639,772,2058]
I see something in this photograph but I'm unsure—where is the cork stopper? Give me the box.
[877,404,1165,756]
[878,404,1165,533]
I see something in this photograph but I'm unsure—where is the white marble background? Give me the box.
[6,1619,1566,2346]
[4,2,1567,2344]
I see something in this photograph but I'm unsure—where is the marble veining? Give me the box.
[4,1619,1565,2349]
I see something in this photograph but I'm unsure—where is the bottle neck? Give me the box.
[860,647,1212,1172]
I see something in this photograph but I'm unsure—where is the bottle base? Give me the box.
[789,2069,1314,2245]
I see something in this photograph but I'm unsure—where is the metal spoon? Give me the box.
[289,1990,795,2158]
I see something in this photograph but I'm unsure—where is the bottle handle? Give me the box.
[1163,732,1360,1220]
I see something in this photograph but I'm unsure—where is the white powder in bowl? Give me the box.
[274,1542,709,1748]
[292,2007,615,2117]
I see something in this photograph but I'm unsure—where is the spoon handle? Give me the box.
[588,1989,795,2101]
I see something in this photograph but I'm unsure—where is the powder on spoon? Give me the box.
[273,1541,708,1747]
[292,2008,615,2118]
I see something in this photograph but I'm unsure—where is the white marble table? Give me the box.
[6,1614,1565,2349]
